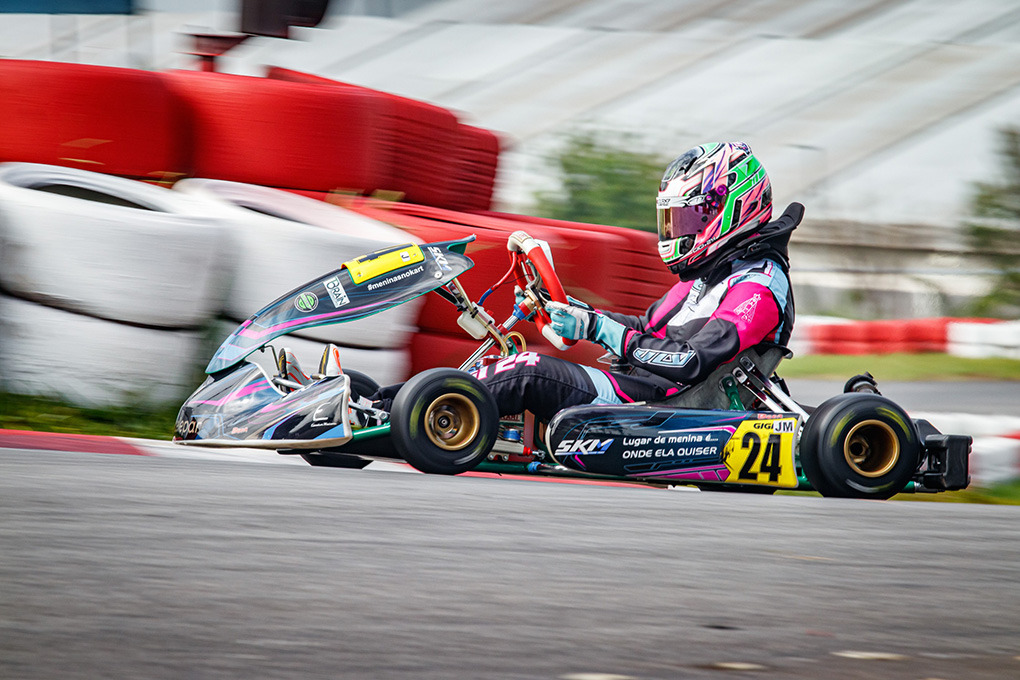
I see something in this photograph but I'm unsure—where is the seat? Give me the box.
[657,343,792,410]
[276,347,312,388]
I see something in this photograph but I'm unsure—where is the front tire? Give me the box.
[799,393,921,499]
[390,368,498,475]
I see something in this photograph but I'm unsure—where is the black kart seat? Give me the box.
[657,343,792,410]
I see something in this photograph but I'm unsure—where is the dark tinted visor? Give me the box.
[657,197,722,241]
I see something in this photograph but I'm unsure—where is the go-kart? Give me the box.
[173,230,971,499]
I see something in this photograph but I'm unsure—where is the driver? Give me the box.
[465,141,801,421]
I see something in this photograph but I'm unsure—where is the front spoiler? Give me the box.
[173,434,353,450]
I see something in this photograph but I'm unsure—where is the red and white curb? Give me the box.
[0,428,406,470]
[0,429,640,486]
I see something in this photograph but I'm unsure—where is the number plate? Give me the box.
[722,417,799,488]
[344,244,424,284]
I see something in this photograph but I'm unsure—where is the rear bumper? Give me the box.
[914,429,972,492]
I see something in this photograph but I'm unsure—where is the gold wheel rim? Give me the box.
[843,419,899,478]
[424,394,480,451]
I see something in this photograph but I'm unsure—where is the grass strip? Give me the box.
[0,392,177,441]
[781,353,1020,381]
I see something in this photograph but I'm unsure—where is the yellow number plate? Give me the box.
[344,244,424,284]
[723,417,799,488]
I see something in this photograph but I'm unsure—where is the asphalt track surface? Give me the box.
[3,448,1020,680]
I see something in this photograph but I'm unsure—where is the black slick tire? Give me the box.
[390,368,497,475]
[799,393,921,499]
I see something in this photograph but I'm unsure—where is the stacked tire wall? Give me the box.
[0,60,506,406]
[0,60,191,182]
[0,60,501,208]
[0,58,673,406]
[0,164,229,406]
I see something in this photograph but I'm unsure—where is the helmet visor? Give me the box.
[656,196,723,242]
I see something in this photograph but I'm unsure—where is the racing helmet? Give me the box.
[656,142,773,278]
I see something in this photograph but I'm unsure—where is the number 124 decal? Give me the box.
[723,418,799,488]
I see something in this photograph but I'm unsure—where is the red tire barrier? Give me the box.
[903,317,951,353]
[266,67,467,206]
[442,124,501,211]
[807,323,846,355]
[806,317,997,355]
[0,60,189,180]
[809,321,908,355]
[866,319,911,354]
[163,70,390,193]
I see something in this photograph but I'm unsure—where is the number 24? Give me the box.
[738,431,783,482]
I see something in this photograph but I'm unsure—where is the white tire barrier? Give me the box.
[969,436,1020,486]
[948,320,1020,360]
[913,411,1020,440]
[0,295,203,408]
[0,163,230,329]
[173,179,422,349]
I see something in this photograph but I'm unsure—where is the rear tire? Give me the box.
[800,393,920,499]
[391,368,497,475]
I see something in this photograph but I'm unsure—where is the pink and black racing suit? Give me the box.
[475,203,801,420]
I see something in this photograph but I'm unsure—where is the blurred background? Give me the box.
[0,0,1018,415]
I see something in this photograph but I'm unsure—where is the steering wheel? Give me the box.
[506,231,576,350]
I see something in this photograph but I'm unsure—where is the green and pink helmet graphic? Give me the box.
[656,142,773,276]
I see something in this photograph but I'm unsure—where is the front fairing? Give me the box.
[206,238,474,374]
[174,361,354,448]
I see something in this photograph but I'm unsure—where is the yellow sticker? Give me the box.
[722,417,799,488]
[344,244,424,284]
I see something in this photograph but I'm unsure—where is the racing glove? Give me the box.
[515,289,592,322]
[566,294,593,310]
[546,301,628,356]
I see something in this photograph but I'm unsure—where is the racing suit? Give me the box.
[474,204,801,421]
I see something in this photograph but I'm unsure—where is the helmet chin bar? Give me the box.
[669,240,734,281]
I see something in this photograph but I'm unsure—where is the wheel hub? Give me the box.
[424,394,480,451]
[844,419,899,477]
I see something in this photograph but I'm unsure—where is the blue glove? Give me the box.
[592,314,628,356]
[546,302,628,356]
[547,301,594,340]
[566,295,593,311]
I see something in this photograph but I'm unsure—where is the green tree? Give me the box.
[967,127,1020,316]
[532,133,666,232]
